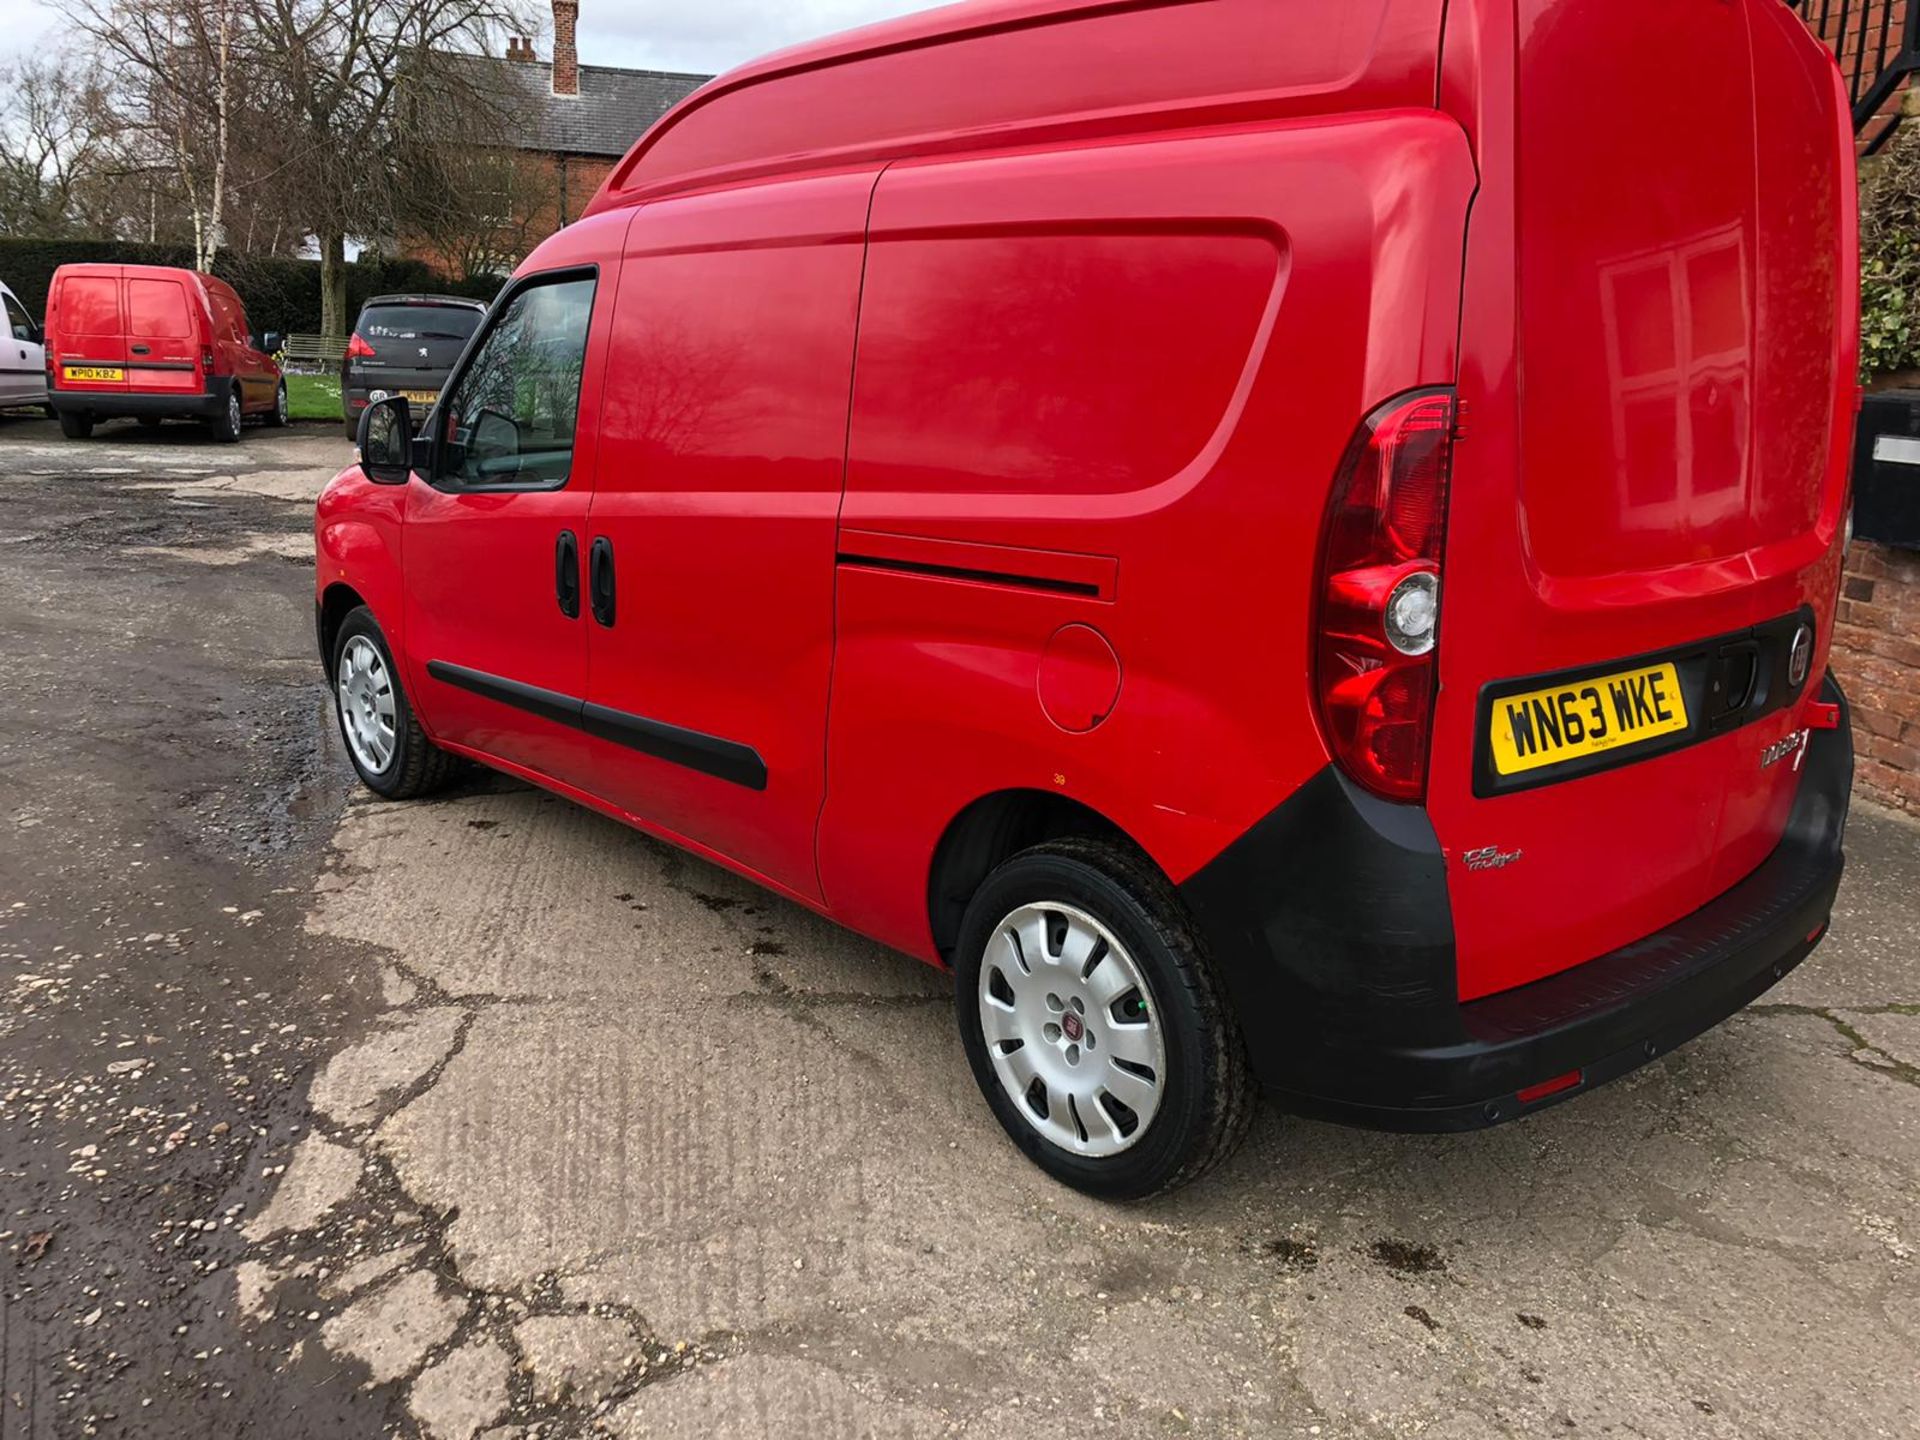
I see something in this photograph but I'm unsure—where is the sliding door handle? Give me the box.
[589,536,615,628]
[555,530,580,619]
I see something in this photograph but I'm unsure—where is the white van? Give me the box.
[0,280,49,413]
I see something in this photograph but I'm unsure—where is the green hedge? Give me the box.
[0,238,502,337]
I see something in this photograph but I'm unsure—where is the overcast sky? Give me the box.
[0,0,941,76]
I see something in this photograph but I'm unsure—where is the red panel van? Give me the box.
[45,263,286,441]
[315,0,1858,1197]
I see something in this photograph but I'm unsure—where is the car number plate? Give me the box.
[1488,661,1689,777]
[63,365,123,382]
[402,390,438,405]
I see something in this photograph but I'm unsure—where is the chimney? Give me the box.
[551,0,579,97]
[506,35,534,61]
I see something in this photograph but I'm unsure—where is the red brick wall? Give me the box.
[1805,1,1910,150]
[1832,540,1920,813]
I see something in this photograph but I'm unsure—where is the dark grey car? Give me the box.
[341,294,487,436]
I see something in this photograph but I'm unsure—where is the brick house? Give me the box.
[494,2,709,233]
[408,0,708,272]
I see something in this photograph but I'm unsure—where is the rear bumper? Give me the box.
[1181,673,1853,1132]
[50,379,232,420]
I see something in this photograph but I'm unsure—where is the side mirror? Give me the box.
[357,395,415,485]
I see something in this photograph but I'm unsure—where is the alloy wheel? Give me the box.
[336,635,398,775]
[977,902,1166,1157]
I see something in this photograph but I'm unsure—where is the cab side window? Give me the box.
[4,292,35,341]
[437,275,596,490]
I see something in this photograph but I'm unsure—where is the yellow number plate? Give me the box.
[62,365,123,382]
[402,390,439,405]
[1489,662,1689,777]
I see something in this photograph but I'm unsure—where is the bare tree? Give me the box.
[404,142,550,281]
[0,56,123,237]
[242,0,532,334]
[70,0,249,267]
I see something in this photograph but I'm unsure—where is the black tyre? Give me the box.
[208,385,243,443]
[56,409,93,439]
[267,380,289,427]
[330,607,457,800]
[955,838,1254,1200]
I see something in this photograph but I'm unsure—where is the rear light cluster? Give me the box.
[1313,390,1457,803]
[200,346,215,375]
[346,334,377,360]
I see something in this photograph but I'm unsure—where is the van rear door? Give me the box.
[51,268,129,395]
[1428,0,1854,1001]
[125,273,202,395]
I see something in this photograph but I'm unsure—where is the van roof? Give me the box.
[52,262,218,285]
[584,0,1438,215]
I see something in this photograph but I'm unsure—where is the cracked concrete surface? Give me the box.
[2,418,1914,1436]
[238,777,1920,1438]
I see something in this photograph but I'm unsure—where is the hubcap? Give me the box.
[336,635,398,775]
[277,387,287,423]
[229,393,241,432]
[978,903,1166,1158]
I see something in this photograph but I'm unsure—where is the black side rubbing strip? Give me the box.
[427,661,583,729]
[835,551,1103,599]
[424,661,768,791]
[580,703,768,790]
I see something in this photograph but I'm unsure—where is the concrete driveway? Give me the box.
[2,412,1917,1439]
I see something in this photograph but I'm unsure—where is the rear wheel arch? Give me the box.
[926,789,1149,965]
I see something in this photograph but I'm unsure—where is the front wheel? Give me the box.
[955,838,1254,1200]
[267,380,289,428]
[331,607,457,799]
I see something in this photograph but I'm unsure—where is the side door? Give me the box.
[400,265,611,795]
[579,170,877,901]
[1,288,44,404]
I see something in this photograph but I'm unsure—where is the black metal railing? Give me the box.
[1798,0,1920,151]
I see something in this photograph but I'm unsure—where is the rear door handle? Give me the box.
[130,344,150,356]
[555,530,580,619]
[589,536,615,628]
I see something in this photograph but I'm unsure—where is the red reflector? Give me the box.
[1806,922,1827,944]
[1517,1070,1582,1104]
[1807,701,1841,731]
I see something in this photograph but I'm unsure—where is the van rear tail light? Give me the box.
[200,346,215,374]
[1313,391,1456,803]
[346,334,377,360]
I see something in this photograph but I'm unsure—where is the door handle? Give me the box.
[555,530,580,619]
[589,536,615,628]
[130,344,150,356]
